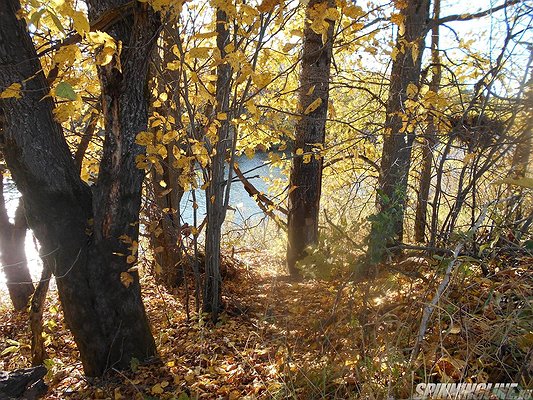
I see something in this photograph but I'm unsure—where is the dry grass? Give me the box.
[0,251,531,399]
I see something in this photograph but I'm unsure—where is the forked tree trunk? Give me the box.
[286,0,335,276]
[414,0,441,243]
[0,0,159,376]
[370,0,430,259]
[0,175,34,311]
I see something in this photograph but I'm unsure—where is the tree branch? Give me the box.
[36,1,135,57]
[432,0,521,27]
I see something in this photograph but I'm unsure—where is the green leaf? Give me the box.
[130,357,139,372]
[48,10,65,33]
[55,82,77,101]
[29,9,45,28]
[1,346,19,356]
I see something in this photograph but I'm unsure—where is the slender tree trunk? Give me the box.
[203,8,232,320]
[0,175,34,311]
[30,262,51,366]
[149,22,184,289]
[286,0,335,276]
[0,0,159,376]
[414,0,441,243]
[371,0,430,257]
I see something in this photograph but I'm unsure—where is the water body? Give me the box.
[0,154,283,291]
[179,152,282,224]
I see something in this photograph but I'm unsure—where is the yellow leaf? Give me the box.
[95,47,115,66]
[53,44,79,65]
[295,148,304,155]
[71,10,90,34]
[135,131,154,146]
[257,0,281,13]
[304,97,322,114]
[390,13,405,26]
[120,272,134,288]
[343,5,364,19]
[306,85,315,96]
[0,83,22,99]
[282,42,298,52]
[86,30,114,45]
[252,72,272,88]
[189,47,211,59]
[406,83,418,99]
[324,7,340,21]
[126,255,136,264]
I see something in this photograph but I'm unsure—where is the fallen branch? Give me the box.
[232,165,288,230]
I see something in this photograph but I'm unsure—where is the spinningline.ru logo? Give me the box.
[412,383,532,399]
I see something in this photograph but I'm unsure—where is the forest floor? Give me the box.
[0,250,531,399]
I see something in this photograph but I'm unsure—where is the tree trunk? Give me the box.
[0,0,158,376]
[30,262,51,366]
[203,8,232,321]
[286,0,335,276]
[149,21,184,289]
[414,0,441,243]
[371,0,430,254]
[0,175,34,311]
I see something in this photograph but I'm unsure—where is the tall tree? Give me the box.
[286,0,336,276]
[370,0,430,257]
[0,0,159,376]
[203,7,232,320]
[0,173,34,311]
[414,0,441,243]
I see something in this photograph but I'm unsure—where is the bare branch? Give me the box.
[432,0,522,27]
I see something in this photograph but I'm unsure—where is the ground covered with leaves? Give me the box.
[0,252,531,399]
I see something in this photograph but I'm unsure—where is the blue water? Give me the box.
[179,152,283,225]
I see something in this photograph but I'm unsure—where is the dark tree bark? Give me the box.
[0,0,159,376]
[414,0,441,243]
[203,8,232,320]
[0,174,34,311]
[286,0,335,276]
[371,0,430,255]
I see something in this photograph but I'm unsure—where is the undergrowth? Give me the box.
[0,250,531,399]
